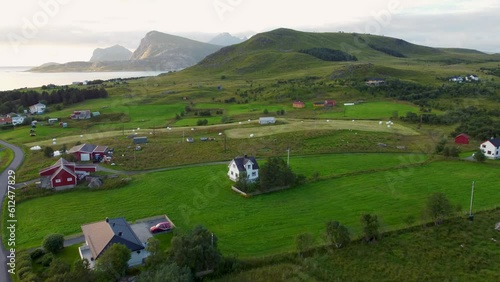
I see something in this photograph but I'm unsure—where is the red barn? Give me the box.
[455,133,470,145]
[293,101,305,108]
[39,158,96,189]
[324,100,336,107]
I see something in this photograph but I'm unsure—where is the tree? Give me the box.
[137,262,193,282]
[360,214,380,242]
[434,138,447,154]
[69,259,95,282]
[325,221,350,249]
[263,108,269,114]
[169,225,221,273]
[42,234,64,253]
[95,243,131,281]
[44,146,54,158]
[473,150,486,162]
[259,157,297,190]
[295,233,314,257]
[144,237,167,269]
[426,192,453,225]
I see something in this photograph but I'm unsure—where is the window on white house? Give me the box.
[231,171,233,175]
[482,145,486,148]
[55,179,61,183]
[488,151,492,155]
[252,172,256,176]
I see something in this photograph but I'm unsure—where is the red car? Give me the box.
[150,222,172,233]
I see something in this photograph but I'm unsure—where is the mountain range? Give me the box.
[29,31,241,72]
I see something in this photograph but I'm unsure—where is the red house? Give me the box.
[293,101,305,108]
[455,133,470,145]
[68,144,108,161]
[39,158,96,189]
[324,100,336,107]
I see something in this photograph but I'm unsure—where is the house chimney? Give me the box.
[105,217,109,223]
[118,231,122,236]
[244,154,248,158]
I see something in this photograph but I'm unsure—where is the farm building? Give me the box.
[455,133,470,145]
[293,101,305,108]
[70,110,91,119]
[79,217,148,269]
[39,158,96,189]
[29,102,46,114]
[133,137,148,144]
[479,138,500,159]
[0,117,12,125]
[12,116,25,125]
[313,100,336,107]
[259,117,276,124]
[228,155,259,182]
[67,144,108,162]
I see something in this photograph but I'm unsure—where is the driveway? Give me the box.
[0,140,25,282]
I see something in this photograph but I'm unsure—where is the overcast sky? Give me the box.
[0,0,499,66]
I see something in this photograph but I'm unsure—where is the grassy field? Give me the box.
[0,145,14,171]
[8,156,500,258]
[211,208,500,281]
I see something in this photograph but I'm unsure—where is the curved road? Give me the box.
[0,140,24,282]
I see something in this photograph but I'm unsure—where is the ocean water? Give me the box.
[0,66,165,91]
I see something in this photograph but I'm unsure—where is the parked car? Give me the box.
[200,137,208,141]
[186,137,194,143]
[150,222,172,233]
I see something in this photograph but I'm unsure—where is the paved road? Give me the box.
[0,140,24,282]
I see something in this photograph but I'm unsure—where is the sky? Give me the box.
[0,0,499,66]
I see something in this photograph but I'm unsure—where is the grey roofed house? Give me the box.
[80,217,145,261]
[233,156,259,171]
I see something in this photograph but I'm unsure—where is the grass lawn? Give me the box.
[0,145,14,171]
[8,155,500,258]
[318,101,428,119]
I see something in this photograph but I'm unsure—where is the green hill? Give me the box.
[190,28,499,78]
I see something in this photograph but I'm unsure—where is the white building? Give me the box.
[29,102,46,114]
[228,155,259,182]
[11,116,25,125]
[259,117,276,125]
[480,138,500,159]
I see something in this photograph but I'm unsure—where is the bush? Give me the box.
[17,266,33,280]
[42,234,64,253]
[30,248,45,260]
[40,253,55,267]
[43,146,54,158]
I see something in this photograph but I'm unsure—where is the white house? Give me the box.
[79,217,148,269]
[228,155,259,182]
[259,117,276,125]
[29,103,46,114]
[479,138,500,159]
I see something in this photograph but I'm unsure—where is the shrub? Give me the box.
[42,234,64,253]
[40,253,55,267]
[30,248,46,260]
[17,266,33,280]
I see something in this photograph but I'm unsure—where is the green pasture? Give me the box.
[8,156,500,257]
[320,101,424,119]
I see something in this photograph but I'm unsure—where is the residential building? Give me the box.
[455,133,470,145]
[67,144,108,161]
[259,117,276,124]
[228,155,259,182]
[292,101,305,108]
[39,158,96,189]
[29,102,46,114]
[70,110,91,119]
[79,217,148,268]
[480,138,500,159]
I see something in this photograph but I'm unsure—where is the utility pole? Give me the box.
[469,181,475,220]
[287,146,290,167]
[224,134,227,153]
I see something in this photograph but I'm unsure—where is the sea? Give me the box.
[0,66,165,91]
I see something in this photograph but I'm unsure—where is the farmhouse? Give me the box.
[79,217,148,268]
[259,117,276,124]
[455,133,470,145]
[67,144,108,162]
[293,101,305,108]
[228,155,259,182]
[12,116,25,125]
[29,102,46,114]
[70,110,91,119]
[39,158,96,189]
[479,138,500,159]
